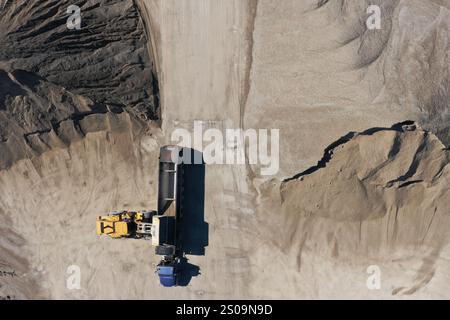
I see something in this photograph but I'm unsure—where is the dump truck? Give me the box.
[96,145,184,287]
[153,145,184,286]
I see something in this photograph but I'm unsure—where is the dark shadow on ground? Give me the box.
[177,257,201,286]
[177,148,208,286]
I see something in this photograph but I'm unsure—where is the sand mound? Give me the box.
[278,122,450,297]
[0,0,158,121]
[0,0,159,170]
[0,68,149,170]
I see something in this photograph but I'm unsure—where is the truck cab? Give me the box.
[156,258,179,287]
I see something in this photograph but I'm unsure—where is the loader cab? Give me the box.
[96,211,136,238]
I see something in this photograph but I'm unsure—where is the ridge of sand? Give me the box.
[272,122,450,298]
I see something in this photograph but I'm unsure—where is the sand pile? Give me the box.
[0,0,158,121]
[277,122,450,297]
[0,0,159,169]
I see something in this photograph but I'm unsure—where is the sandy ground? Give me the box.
[1,0,450,299]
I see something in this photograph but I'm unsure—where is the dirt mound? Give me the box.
[0,68,149,170]
[279,122,450,297]
[0,0,158,121]
[0,0,158,169]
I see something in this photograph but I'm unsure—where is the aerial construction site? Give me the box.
[1,0,450,299]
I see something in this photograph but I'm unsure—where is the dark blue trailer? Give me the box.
[152,146,184,287]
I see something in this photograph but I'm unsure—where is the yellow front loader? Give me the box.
[96,211,156,239]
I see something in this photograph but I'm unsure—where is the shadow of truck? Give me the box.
[178,148,208,285]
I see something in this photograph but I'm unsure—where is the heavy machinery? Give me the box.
[96,145,184,287]
[96,210,156,239]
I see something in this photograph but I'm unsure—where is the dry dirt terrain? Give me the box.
[0,0,449,299]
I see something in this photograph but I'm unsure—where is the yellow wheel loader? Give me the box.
[96,210,156,239]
